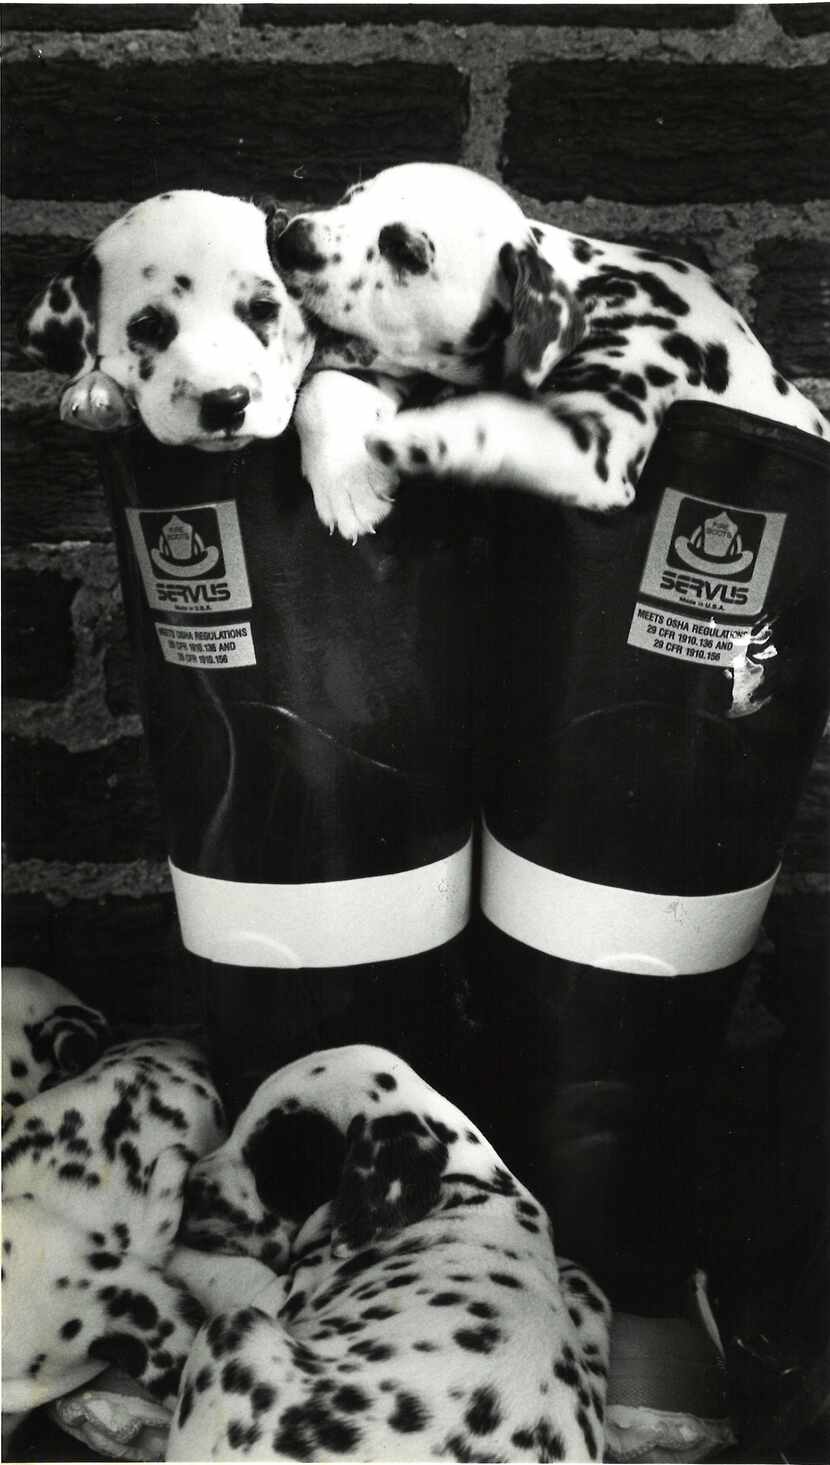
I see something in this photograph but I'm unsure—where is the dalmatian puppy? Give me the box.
[170,1044,610,1461]
[276,161,829,533]
[19,189,314,453]
[2,1036,226,1442]
[2,966,109,1116]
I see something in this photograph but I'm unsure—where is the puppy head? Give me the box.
[2,967,109,1114]
[275,162,583,387]
[19,191,314,451]
[181,1045,451,1267]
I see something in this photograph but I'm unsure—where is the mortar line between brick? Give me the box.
[3,858,826,900]
[5,196,828,239]
[2,857,173,902]
[3,14,829,66]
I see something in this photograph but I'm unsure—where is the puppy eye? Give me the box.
[127,308,171,348]
[248,297,281,324]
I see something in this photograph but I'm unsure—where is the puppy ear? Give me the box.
[377,222,432,277]
[18,247,101,378]
[331,1109,449,1258]
[36,1003,110,1089]
[242,1106,346,1221]
[499,238,585,389]
[257,197,292,259]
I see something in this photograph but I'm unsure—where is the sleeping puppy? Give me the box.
[171,1044,610,1462]
[19,189,314,453]
[2,966,109,1117]
[276,161,829,531]
[2,1036,226,1441]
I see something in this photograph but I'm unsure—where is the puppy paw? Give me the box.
[366,421,450,479]
[309,460,397,543]
[60,370,133,432]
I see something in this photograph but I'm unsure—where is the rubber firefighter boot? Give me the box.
[97,425,479,1115]
[470,402,830,1458]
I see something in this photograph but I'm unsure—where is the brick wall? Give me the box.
[2,3,829,1024]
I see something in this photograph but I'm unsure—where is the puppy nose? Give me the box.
[274,217,326,273]
[199,385,250,432]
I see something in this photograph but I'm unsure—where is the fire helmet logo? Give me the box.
[150,513,220,578]
[672,509,755,577]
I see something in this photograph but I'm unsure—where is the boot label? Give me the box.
[126,501,252,615]
[628,488,785,671]
[155,620,256,670]
[637,489,785,619]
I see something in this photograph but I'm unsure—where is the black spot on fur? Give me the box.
[58,1162,86,1181]
[580,263,690,318]
[250,1382,276,1413]
[88,1332,148,1378]
[636,248,689,274]
[489,1271,522,1288]
[663,331,705,385]
[10,1059,28,1078]
[103,1286,158,1331]
[349,1338,393,1362]
[774,372,790,394]
[453,1324,501,1353]
[572,238,597,264]
[703,342,730,393]
[389,1390,429,1432]
[88,1251,121,1270]
[178,1381,194,1429]
[60,1318,83,1340]
[222,1360,254,1393]
[644,363,677,387]
[578,1406,598,1458]
[468,1300,499,1319]
[378,222,432,276]
[334,1384,369,1412]
[465,1385,502,1434]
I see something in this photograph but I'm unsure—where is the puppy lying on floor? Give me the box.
[2,965,109,1116]
[171,1043,610,1461]
[2,1025,226,1441]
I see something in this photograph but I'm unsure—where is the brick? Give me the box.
[503,62,830,205]
[0,5,198,30]
[1,567,79,702]
[3,236,89,372]
[3,60,469,202]
[771,3,830,35]
[104,612,140,718]
[2,407,114,546]
[244,4,735,26]
[2,734,165,862]
[1,890,202,1031]
[752,239,830,378]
